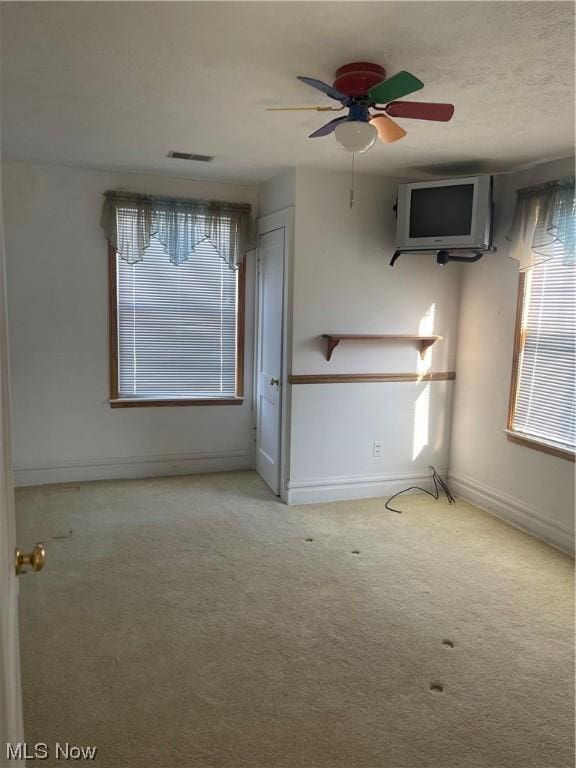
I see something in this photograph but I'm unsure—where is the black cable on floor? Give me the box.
[384,465,455,514]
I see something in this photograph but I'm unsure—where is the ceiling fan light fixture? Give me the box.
[334,121,377,153]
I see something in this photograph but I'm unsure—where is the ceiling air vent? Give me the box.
[168,151,215,163]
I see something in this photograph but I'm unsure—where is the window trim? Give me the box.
[108,245,245,407]
[507,271,575,463]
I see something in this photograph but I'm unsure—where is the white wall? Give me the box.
[449,157,575,553]
[286,168,462,503]
[6,157,574,551]
[2,162,258,485]
[258,169,295,217]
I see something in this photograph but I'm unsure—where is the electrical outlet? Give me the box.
[373,441,384,457]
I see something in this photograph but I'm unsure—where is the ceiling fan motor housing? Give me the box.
[334,62,386,98]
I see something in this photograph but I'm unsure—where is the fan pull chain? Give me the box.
[350,152,355,209]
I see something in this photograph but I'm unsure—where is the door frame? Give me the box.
[254,208,294,503]
[0,160,25,762]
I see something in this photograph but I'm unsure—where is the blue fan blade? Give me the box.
[297,76,349,103]
[309,116,349,138]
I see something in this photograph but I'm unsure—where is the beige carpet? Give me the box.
[15,471,574,768]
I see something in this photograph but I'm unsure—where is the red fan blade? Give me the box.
[370,115,407,144]
[385,101,454,121]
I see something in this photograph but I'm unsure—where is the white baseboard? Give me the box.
[449,472,575,555]
[286,470,444,505]
[14,449,252,487]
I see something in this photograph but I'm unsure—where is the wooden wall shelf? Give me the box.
[321,334,442,362]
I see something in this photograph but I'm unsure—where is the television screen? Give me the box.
[409,184,474,238]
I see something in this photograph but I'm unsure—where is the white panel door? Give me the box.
[255,228,285,495]
[0,169,24,762]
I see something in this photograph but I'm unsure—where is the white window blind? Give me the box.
[116,234,238,399]
[511,242,576,451]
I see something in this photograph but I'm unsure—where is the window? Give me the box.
[109,234,244,407]
[508,247,575,461]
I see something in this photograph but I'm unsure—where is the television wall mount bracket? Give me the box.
[390,246,496,267]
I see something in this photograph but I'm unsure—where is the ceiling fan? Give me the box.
[267,62,454,153]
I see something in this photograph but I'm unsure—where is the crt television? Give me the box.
[395,175,493,251]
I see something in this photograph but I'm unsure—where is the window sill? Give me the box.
[110,397,244,408]
[505,429,575,463]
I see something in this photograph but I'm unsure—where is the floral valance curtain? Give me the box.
[506,177,575,270]
[100,191,255,269]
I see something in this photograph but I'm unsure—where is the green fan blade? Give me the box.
[368,71,424,104]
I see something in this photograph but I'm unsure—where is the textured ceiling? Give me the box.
[1,1,574,183]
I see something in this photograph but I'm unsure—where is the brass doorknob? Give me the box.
[270,377,280,387]
[15,543,46,575]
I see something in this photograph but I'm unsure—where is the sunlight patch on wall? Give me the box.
[417,302,436,376]
[412,383,430,461]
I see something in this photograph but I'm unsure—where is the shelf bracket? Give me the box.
[418,338,436,359]
[390,247,495,267]
[325,337,340,361]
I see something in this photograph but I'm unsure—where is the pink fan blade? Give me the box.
[386,101,455,121]
[370,115,407,144]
